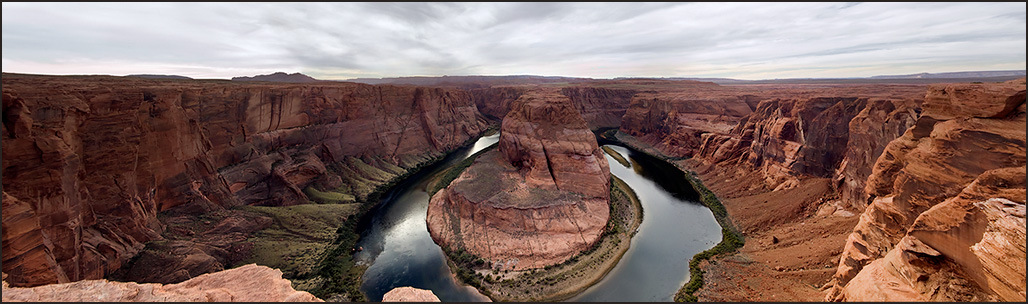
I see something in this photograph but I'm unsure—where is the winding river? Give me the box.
[353,134,721,302]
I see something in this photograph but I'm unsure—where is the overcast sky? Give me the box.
[2,2,1025,80]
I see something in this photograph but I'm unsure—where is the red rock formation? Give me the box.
[560,87,638,129]
[620,90,757,158]
[1,73,488,286]
[427,90,611,270]
[472,86,637,130]
[1,263,322,302]
[470,86,529,120]
[498,90,611,197]
[828,78,1026,301]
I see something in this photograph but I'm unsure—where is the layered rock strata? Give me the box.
[427,90,611,270]
[1,263,322,302]
[1,73,488,286]
[827,78,1026,301]
[620,90,759,158]
[471,86,637,130]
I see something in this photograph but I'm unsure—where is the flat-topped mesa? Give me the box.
[427,90,611,270]
[499,90,611,198]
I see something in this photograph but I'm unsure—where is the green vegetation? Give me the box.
[234,204,360,279]
[308,213,366,301]
[304,186,356,204]
[427,142,498,195]
[601,145,631,168]
[676,162,744,302]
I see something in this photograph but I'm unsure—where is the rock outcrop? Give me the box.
[427,90,611,270]
[1,263,322,302]
[382,286,441,302]
[560,87,638,129]
[472,86,637,130]
[620,90,758,158]
[1,73,488,287]
[827,78,1026,301]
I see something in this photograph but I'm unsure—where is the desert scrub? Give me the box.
[427,142,498,195]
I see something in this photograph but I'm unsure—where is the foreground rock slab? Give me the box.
[382,286,441,302]
[1,264,321,302]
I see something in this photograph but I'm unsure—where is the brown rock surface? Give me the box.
[382,286,441,302]
[828,78,1026,301]
[1,263,322,302]
[1,73,488,286]
[620,89,756,158]
[427,90,611,270]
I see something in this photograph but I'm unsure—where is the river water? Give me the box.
[354,134,720,302]
[567,144,721,302]
[355,134,499,302]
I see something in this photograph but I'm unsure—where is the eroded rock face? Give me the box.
[1,73,488,286]
[472,86,637,130]
[1,264,322,302]
[620,90,756,158]
[498,90,611,197]
[828,78,1026,301]
[692,95,922,194]
[427,90,611,270]
[560,87,638,129]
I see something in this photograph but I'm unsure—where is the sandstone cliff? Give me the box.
[828,78,1026,301]
[427,90,611,270]
[471,85,637,130]
[620,90,758,158]
[1,263,321,302]
[1,73,488,286]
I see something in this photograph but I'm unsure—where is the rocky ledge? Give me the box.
[828,78,1026,301]
[1,264,321,302]
[426,89,611,270]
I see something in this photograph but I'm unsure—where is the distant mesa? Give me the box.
[126,74,193,80]
[231,72,320,83]
[869,70,1026,79]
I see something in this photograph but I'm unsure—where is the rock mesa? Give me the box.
[427,90,611,270]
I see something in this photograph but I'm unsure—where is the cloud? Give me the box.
[2,2,1024,79]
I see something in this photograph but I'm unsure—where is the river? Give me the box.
[353,134,721,302]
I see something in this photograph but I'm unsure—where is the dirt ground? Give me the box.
[682,160,861,302]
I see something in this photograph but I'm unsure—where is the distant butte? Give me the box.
[231,72,320,83]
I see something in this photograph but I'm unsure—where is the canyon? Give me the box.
[2,72,1024,302]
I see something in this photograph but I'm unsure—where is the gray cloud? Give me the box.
[2,2,1024,79]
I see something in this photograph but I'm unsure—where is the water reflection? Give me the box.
[567,145,720,302]
[355,134,498,302]
[353,136,720,302]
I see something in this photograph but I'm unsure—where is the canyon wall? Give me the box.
[427,90,611,270]
[471,85,637,130]
[619,90,758,158]
[624,85,926,211]
[2,263,321,302]
[827,79,1026,301]
[1,73,488,287]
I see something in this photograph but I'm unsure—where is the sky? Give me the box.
[2,2,1025,80]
